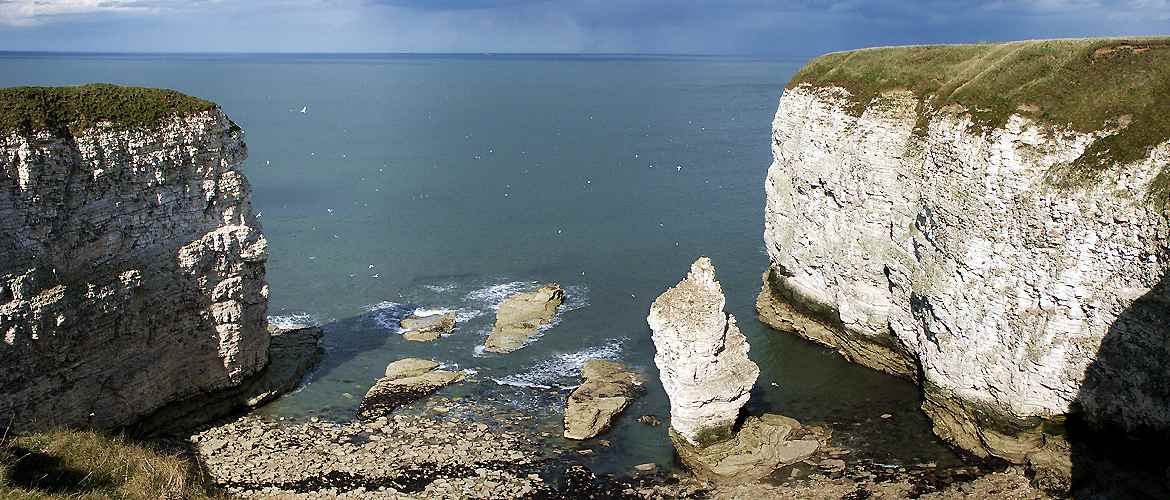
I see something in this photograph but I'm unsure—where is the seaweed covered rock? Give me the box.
[357,358,465,419]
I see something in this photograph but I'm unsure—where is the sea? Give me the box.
[0,52,965,475]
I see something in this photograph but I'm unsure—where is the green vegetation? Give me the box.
[789,38,1170,204]
[0,84,216,135]
[1,429,219,499]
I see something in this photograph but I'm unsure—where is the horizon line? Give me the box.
[0,49,814,59]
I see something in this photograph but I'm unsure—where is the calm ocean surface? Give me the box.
[1,53,964,474]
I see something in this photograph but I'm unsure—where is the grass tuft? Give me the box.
[789,37,1170,202]
[0,84,217,136]
[0,429,219,499]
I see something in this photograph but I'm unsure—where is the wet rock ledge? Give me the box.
[192,412,708,499]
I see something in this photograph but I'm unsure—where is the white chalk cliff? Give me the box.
[649,257,760,446]
[759,72,1170,481]
[0,87,270,431]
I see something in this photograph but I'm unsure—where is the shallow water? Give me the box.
[2,53,965,475]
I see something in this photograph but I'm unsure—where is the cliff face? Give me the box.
[0,86,269,431]
[759,39,1170,482]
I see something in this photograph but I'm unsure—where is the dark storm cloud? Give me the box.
[0,0,1166,53]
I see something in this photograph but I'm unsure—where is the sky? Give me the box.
[0,0,1167,55]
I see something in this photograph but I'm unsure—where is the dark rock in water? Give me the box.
[357,358,465,419]
[400,312,457,342]
[135,326,324,436]
[563,360,644,440]
[638,415,663,427]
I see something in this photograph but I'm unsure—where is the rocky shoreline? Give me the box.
[186,404,1049,499]
[190,407,708,499]
[176,268,1052,499]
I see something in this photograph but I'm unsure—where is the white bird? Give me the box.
[257,211,263,218]
[371,273,380,279]
[300,106,308,113]
[326,208,334,214]
[368,265,375,269]
[266,160,270,166]
[676,165,682,172]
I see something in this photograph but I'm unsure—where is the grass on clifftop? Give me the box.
[0,429,218,499]
[789,38,1170,204]
[0,84,217,135]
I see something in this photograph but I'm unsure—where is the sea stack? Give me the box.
[647,257,759,446]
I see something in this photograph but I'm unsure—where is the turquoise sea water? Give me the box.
[1,53,964,475]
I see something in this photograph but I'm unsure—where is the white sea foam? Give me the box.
[465,281,535,308]
[492,340,623,389]
[413,307,455,317]
[411,306,482,324]
[423,282,459,293]
[490,378,553,390]
[454,309,486,322]
[364,301,413,333]
[268,312,318,330]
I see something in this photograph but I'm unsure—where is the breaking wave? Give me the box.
[491,340,623,390]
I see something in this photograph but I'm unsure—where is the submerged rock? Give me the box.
[400,312,457,342]
[670,414,820,484]
[484,284,565,353]
[647,257,759,446]
[563,360,644,440]
[638,415,663,427]
[358,358,465,419]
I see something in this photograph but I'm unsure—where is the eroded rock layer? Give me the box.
[0,92,269,431]
[760,79,1169,482]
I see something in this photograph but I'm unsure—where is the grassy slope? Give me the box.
[0,429,219,499]
[788,38,1170,203]
[0,84,217,135]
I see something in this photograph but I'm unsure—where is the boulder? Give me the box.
[357,358,464,419]
[647,257,759,446]
[484,284,565,353]
[384,358,440,379]
[400,312,457,342]
[563,360,644,440]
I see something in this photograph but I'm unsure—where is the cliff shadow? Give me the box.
[1069,270,1170,498]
